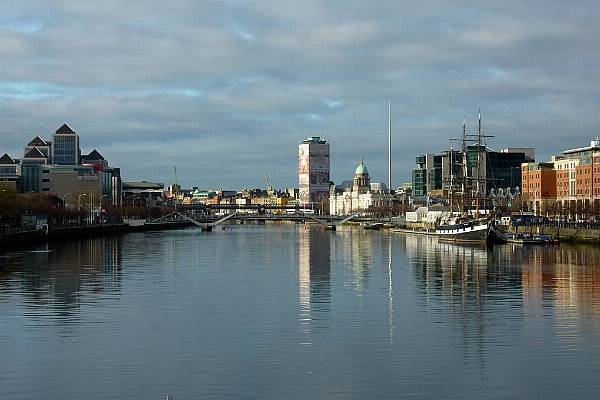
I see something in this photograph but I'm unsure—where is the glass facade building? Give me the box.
[52,124,80,165]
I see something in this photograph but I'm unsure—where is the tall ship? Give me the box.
[433,112,506,244]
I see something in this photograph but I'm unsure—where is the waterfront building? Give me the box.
[80,149,121,207]
[329,159,394,215]
[412,154,442,197]
[0,153,19,188]
[440,146,533,197]
[521,162,556,215]
[39,165,102,207]
[20,146,50,193]
[24,136,52,164]
[554,140,600,216]
[108,167,122,207]
[299,136,330,206]
[81,149,108,170]
[122,181,164,207]
[52,123,80,165]
[521,139,600,217]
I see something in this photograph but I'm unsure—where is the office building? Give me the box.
[439,146,533,196]
[0,153,19,189]
[299,136,330,206]
[412,154,442,197]
[40,165,102,206]
[52,123,80,165]
[24,136,52,163]
[122,181,164,207]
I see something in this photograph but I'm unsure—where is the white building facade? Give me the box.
[329,160,394,215]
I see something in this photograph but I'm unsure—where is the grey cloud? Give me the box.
[1,0,599,188]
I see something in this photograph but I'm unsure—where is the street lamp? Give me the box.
[62,193,72,208]
[98,194,109,224]
[78,193,88,208]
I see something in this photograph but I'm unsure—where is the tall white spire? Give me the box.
[388,100,392,192]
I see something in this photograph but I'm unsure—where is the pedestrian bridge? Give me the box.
[150,212,361,232]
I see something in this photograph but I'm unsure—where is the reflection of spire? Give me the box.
[387,236,394,345]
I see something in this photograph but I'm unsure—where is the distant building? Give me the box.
[52,123,80,165]
[521,162,556,215]
[520,139,600,217]
[24,136,52,163]
[329,159,394,215]
[0,153,19,186]
[412,154,442,197]
[20,146,50,193]
[81,149,108,170]
[440,146,533,196]
[299,136,330,206]
[122,181,164,207]
[39,165,103,206]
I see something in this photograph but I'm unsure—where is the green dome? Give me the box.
[355,159,369,175]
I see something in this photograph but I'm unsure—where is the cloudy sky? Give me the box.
[1,0,599,189]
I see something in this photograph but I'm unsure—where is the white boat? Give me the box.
[435,218,490,243]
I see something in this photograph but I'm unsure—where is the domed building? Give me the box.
[329,159,394,215]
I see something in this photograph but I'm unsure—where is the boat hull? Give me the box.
[435,222,489,243]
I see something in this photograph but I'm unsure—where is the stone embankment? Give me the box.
[0,221,192,248]
[508,225,600,244]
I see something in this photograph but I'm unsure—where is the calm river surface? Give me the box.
[2,224,600,399]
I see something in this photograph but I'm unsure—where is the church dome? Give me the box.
[355,159,369,175]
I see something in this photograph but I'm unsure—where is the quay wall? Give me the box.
[508,225,600,244]
[0,221,193,248]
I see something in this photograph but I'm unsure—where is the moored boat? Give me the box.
[434,217,491,243]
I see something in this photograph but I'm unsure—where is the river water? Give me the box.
[1,224,600,399]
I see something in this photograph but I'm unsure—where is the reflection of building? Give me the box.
[299,228,331,326]
[0,236,123,317]
[329,159,394,215]
[298,136,330,206]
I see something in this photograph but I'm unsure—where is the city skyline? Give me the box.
[1,1,599,188]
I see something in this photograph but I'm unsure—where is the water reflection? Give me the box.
[334,228,373,293]
[1,227,600,399]
[298,227,331,338]
[0,236,122,320]
[405,235,600,350]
